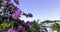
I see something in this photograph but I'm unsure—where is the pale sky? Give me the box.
[12,0,60,21]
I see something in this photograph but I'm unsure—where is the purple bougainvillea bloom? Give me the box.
[18,19,21,22]
[25,21,30,26]
[18,19,24,23]
[27,13,33,17]
[0,0,33,32]
[15,0,19,5]
[12,13,18,19]
[9,3,13,6]
[14,6,18,11]
[14,0,19,5]
[5,0,11,2]
[7,28,12,32]
[14,9,22,16]
[12,9,22,19]
[21,21,26,25]
[2,29,7,32]
[17,25,23,30]
[21,21,30,26]
[7,28,17,32]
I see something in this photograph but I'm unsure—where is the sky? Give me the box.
[12,0,60,21]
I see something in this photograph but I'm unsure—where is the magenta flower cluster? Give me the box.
[12,8,22,19]
[1,21,32,32]
[0,0,34,32]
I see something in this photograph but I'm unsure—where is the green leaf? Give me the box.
[22,12,28,18]
[0,22,11,29]
[10,6,14,13]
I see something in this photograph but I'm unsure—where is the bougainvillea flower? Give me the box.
[14,6,18,10]
[27,13,33,17]
[0,0,34,32]
[21,21,30,26]
[7,28,17,32]
[14,9,22,16]
[25,21,30,26]
[5,0,11,2]
[17,19,21,22]
[9,3,14,6]
[12,9,22,19]
[2,29,7,32]
[17,25,23,30]
[21,21,26,25]
[12,13,18,19]
[7,28,12,32]
[14,0,19,5]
